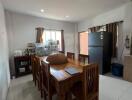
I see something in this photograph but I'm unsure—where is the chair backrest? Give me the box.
[41,59,51,99]
[31,55,35,81]
[83,64,99,100]
[67,52,75,60]
[47,53,68,65]
[78,54,89,64]
[34,56,41,75]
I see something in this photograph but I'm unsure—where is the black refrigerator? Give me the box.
[88,32,112,74]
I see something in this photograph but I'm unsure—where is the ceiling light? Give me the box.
[40,9,44,13]
[65,15,69,18]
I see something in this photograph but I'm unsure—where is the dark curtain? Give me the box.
[89,26,101,32]
[36,27,44,43]
[61,30,65,53]
[106,23,117,57]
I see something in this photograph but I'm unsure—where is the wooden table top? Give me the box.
[40,57,85,82]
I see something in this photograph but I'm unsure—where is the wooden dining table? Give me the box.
[40,57,85,100]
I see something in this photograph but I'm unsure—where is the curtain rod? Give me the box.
[35,27,63,31]
[88,20,124,29]
[44,28,63,31]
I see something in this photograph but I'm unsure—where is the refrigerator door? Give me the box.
[89,47,103,74]
[88,32,103,46]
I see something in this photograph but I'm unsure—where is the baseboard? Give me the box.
[6,84,11,100]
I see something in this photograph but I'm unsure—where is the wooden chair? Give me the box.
[31,55,35,83]
[41,60,56,100]
[71,64,99,100]
[32,56,42,91]
[67,52,75,60]
[78,54,89,64]
[59,51,64,54]
[32,56,44,98]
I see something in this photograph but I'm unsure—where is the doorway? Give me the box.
[79,31,88,55]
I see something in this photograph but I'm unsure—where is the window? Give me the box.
[42,30,62,51]
[98,25,106,32]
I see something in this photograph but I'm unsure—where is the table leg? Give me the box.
[58,92,66,100]
[66,92,72,100]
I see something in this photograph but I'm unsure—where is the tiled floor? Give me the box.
[7,75,43,100]
[104,72,123,80]
[7,74,131,100]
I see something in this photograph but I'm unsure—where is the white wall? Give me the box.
[77,2,132,64]
[78,3,126,32]
[0,0,10,100]
[5,11,77,75]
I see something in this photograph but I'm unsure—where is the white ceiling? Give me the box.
[1,0,130,22]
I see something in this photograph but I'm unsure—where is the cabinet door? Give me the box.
[124,56,132,82]
[14,56,31,77]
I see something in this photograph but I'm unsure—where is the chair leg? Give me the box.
[39,80,41,91]
[34,79,36,86]
[40,75,43,98]
[43,92,47,100]
[66,92,72,100]
[36,78,39,90]
[41,90,43,98]
[95,95,99,100]
[48,96,52,100]
[32,76,34,82]
[33,74,35,82]
[34,75,37,86]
